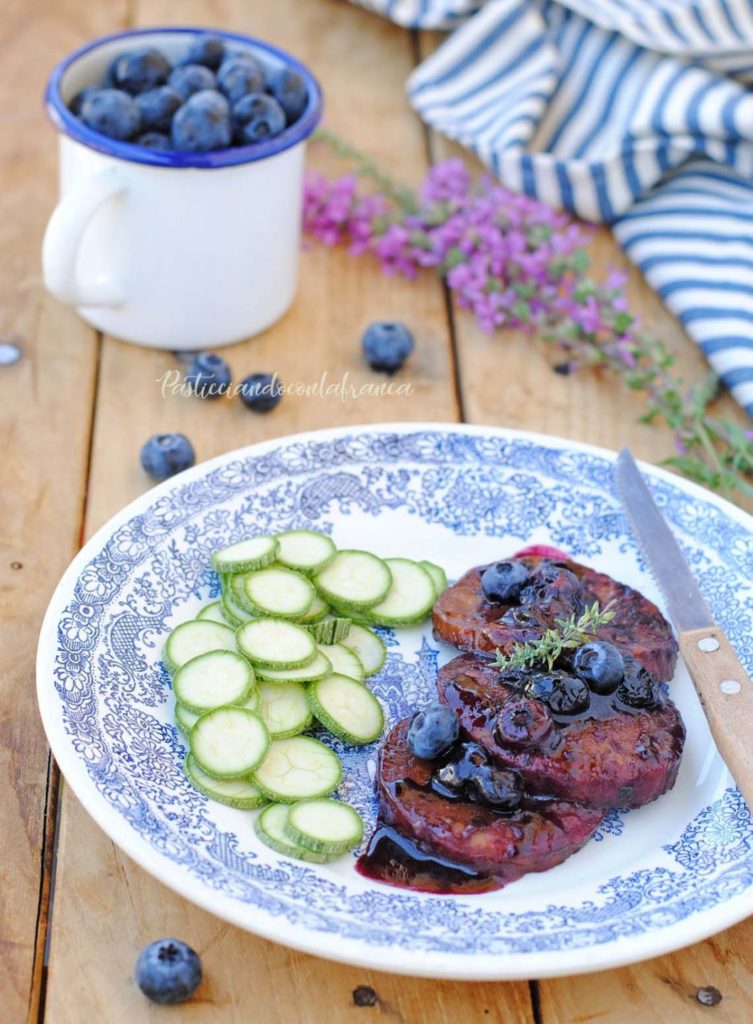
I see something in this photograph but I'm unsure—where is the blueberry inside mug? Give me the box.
[43,27,323,350]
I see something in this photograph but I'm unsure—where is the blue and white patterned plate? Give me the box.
[37,424,753,979]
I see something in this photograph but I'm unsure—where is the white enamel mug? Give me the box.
[43,28,323,350]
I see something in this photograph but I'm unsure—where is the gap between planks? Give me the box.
[28,314,103,1024]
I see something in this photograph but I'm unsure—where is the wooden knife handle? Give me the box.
[679,626,753,809]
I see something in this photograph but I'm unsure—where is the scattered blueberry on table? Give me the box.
[239,371,283,412]
[185,352,232,398]
[135,938,202,1005]
[67,32,309,152]
[361,321,414,374]
[140,433,195,481]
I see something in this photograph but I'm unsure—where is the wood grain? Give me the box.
[678,627,753,811]
[539,918,753,1024]
[0,2,128,1021]
[28,2,753,1022]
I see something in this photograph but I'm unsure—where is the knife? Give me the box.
[614,448,753,808]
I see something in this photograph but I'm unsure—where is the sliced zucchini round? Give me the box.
[175,689,259,735]
[242,566,315,619]
[317,643,365,682]
[190,706,269,780]
[254,803,330,863]
[340,623,387,676]
[221,576,256,625]
[365,558,436,626]
[275,530,337,574]
[196,601,227,624]
[313,550,392,611]
[175,700,199,735]
[185,755,267,809]
[285,799,364,855]
[252,736,342,802]
[294,591,330,624]
[212,536,279,573]
[164,620,236,674]
[420,560,448,598]
[173,650,255,713]
[257,680,313,739]
[236,618,317,670]
[308,674,385,745]
[254,649,332,684]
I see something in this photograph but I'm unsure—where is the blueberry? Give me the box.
[135,938,202,1005]
[140,434,195,481]
[172,90,231,152]
[168,64,217,101]
[233,93,285,144]
[522,563,581,607]
[523,672,559,702]
[407,702,459,760]
[434,742,522,811]
[80,89,141,140]
[481,560,529,604]
[185,352,232,398]
[361,321,414,374]
[545,674,590,715]
[470,768,522,811]
[184,34,225,70]
[573,641,625,694]
[494,699,553,748]
[134,86,182,133]
[267,67,308,123]
[112,48,170,94]
[69,86,99,116]
[434,742,489,792]
[217,58,265,106]
[136,131,172,150]
[617,657,661,709]
[238,372,283,412]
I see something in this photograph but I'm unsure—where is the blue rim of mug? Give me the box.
[45,26,324,169]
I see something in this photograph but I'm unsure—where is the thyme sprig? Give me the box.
[493,600,617,672]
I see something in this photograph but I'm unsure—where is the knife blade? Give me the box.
[614,447,753,809]
[614,448,714,631]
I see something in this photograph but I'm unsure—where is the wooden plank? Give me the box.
[539,918,753,1024]
[0,1,128,1020]
[41,3,531,1023]
[417,31,753,1024]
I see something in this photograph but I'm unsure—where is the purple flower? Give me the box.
[421,159,471,204]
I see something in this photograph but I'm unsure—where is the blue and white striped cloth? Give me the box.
[351,0,753,417]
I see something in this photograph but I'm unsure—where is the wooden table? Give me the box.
[4,0,753,1020]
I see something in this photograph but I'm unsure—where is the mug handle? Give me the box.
[42,166,128,307]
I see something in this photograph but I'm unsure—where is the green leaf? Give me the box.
[613,311,634,334]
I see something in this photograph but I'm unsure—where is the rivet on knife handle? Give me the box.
[679,626,753,809]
